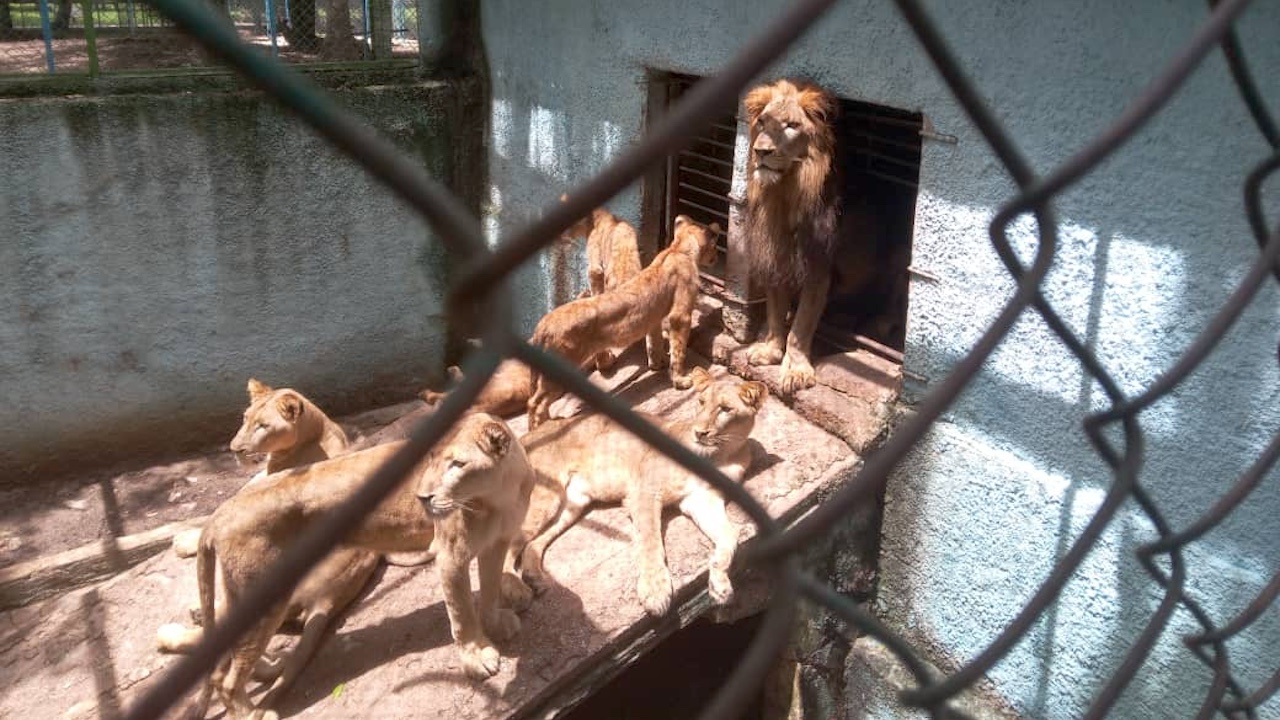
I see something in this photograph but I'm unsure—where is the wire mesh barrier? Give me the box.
[0,0,416,73]
[111,0,1278,718]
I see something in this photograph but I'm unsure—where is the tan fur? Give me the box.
[559,197,644,372]
[742,79,841,396]
[526,215,720,428]
[420,360,531,418]
[230,378,350,476]
[191,414,536,720]
[161,381,404,713]
[420,204,644,413]
[518,368,766,616]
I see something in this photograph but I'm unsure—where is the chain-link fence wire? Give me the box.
[116,0,1279,717]
[0,0,414,73]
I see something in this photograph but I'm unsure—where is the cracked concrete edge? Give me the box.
[0,517,204,612]
[846,636,1024,720]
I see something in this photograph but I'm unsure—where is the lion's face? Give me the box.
[418,414,515,517]
[671,214,722,266]
[229,379,305,457]
[743,79,835,187]
[684,368,768,458]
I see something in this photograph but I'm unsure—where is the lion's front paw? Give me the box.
[778,353,816,396]
[459,641,502,680]
[383,549,435,567]
[637,568,673,617]
[594,350,617,374]
[520,548,552,596]
[500,572,535,612]
[172,529,200,559]
[746,342,783,367]
[671,372,694,390]
[708,570,734,606]
[647,352,668,372]
[483,608,522,642]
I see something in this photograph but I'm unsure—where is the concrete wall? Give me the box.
[480,0,1280,717]
[1,81,478,483]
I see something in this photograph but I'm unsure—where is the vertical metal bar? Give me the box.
[82,0,98,76]
[362,0,372,47]
[126,0,136,33]
[37,0,56,73]
[264,0,277,56]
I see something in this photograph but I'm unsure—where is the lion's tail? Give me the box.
[186,530,218,719]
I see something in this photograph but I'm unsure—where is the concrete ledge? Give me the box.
[846,636,1023,720]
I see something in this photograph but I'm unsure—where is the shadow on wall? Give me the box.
[483,77,646,337]
[0,85,466,485]
[886,194,1279,717]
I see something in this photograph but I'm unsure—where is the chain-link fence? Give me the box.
[114,0,1278,717]
[0,0,416,73]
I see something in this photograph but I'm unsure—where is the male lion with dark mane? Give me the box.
[742,78,884,396]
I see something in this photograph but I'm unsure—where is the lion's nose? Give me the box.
[694,428,711,442]
[755,146,774,158]
[419,494,435,508]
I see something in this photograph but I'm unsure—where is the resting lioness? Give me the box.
[191,414,535,720]
[159,380,398,705]
[519,367,765,616]
[172,378,352,559]
[526,215,720,429]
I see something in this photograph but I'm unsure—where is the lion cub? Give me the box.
[191,414,536,720]
[526,215,720,428]
[520,368,765,616]
[418,203,643,414]
[559,197,643,372]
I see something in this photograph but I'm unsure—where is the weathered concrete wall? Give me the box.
[1,81,479,483]
[481,0,1280,717]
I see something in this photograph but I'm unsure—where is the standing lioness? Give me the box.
[519,368,766,616]
[192,414,536,720]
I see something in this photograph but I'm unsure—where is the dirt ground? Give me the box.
[0,28,418,75]
[0,399,429,572]
[0,351,863,719]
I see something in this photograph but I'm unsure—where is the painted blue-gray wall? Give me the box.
[480,0,1280,717]
[1,85,460,482]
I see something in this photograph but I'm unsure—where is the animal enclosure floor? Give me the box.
[0,346,895,719]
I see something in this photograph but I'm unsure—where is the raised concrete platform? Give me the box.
[1,336,899,719]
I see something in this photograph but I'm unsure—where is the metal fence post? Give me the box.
[265,0,279,56]
[82,0,99,77]
[37,0,56,73]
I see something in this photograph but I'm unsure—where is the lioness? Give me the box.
[526,215,720,428]
[232,377,350,478]
[519,367,765,616]
[190,414,535,720]
[742,78,886,396]
[160,381,418,705]
[172,378,353,559]
[559,196,643,372]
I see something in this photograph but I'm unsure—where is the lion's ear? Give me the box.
[247,378,273,401]
[743,85,772,124]
[738,381,769,409]
[707,222,723,237]
[797,86,836,127]
[481,421,511,458]
[277,392,304,422]
[689,366,713,391]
